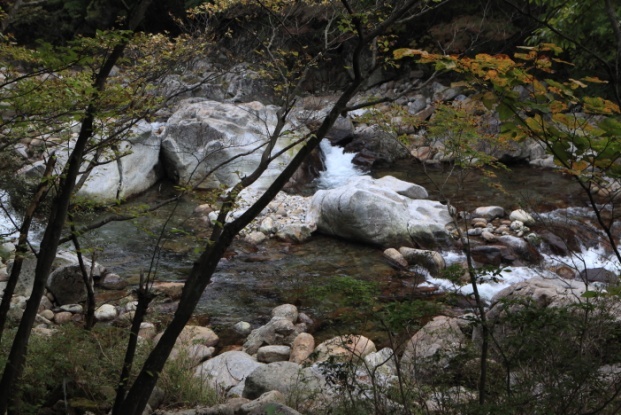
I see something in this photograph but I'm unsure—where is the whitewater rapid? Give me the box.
[314,139,365,189]
[312,141,621,303]
[0,191,18,240]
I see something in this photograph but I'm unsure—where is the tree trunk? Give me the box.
[0,103,96,414]
[0,156,55,344]
[69,223,96,330]
[0,0,153,406]
[115,59,367,415]
[112,278,155,415]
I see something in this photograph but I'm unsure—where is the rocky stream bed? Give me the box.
[1,72,620,413]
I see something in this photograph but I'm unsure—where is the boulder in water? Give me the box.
[307,176,452,248]
[24,121,163,203]
[161,100,307,190]
[578,268,618,284]
[346,125,412,168]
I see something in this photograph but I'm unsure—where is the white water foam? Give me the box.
[424,244,620,304]
[0,190,18,240]
[421,204,621,303]
[315,139,366,189]
[426,265,558,303]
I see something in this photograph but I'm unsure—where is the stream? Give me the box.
[1,142,619,341]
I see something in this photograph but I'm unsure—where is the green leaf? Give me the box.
[497,102,514,120]
[581,290,599,298]
[598,117,621,136]
[482,91,498,110]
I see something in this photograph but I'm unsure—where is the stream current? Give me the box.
[1,141,619,339]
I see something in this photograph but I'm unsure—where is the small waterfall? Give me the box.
[314,139,366,189]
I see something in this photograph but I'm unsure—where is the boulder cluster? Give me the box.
[146,303,465,415]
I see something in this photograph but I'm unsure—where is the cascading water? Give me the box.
[0,190,18,239]
[424,206,621,303]
[314,139,366,189]
[6,136,614,333]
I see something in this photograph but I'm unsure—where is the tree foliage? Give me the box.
[501,0,621,105]
[395,44,621,263]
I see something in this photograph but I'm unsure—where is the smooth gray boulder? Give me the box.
[271,304,299,322]
[489,277,588,309]
[307,176,452,248]
[399,247,446,276]
[472,206,505,220]
[242,361,325,401]
[6,250,106,302]
[243,316,301,355]
[578,268,618,284]
[400,316,467,380]
[24,121,163,203]
[161,100,306,190]
[47,264,94,305]
[509,209,536,226]
[194,351,264,393]
[46,251,105,305]
[257,345,291,363]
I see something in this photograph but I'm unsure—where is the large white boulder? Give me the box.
[161,100,306,190]
[29,121,163,203]
[306,176,452,248]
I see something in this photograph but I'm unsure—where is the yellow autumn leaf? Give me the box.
[569,78,587,88]
[571,160,589,173]
[582,76,608,84]
[485,69,498,80]
[550,101,567,113]
[552,57,574,66]
[532,80,547,96]
[393,48,427,60]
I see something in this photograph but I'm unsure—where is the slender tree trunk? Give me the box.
[0,156,55,344]
[116,68,365,415]
[69,221,96,330]
[112,274,154,415]
[0,105,96,414]
[0,6,147,407]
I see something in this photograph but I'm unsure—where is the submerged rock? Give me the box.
[399,247,446,276]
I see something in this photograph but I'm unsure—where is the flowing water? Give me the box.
[0,190,19,239]
[315,139,366,189]
[2,144,618,340]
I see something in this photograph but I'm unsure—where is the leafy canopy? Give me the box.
[394,44,621,184]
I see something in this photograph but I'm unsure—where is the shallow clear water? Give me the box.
[8,146,614,339]
[77,160,609,331]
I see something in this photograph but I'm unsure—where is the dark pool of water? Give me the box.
[373,161,587,212]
